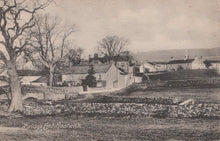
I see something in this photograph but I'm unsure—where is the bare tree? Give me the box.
[98,35,128,58]
[0,0,51,112]
[28,14,75,87]
[67,47,83,67]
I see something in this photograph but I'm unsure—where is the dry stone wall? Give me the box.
[23,102,220,119]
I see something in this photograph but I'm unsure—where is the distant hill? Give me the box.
[133,47,220,62]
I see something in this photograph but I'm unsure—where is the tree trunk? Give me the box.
[7,60,23,112]
[69,61,73,68]
[49,65,55,87]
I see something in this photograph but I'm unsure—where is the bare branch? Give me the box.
[0,50,7,63]
[60,26,75,58]
[98,35,128,57]
[0,76,9,83]
[0,41,6,46]
[28,14,75,71]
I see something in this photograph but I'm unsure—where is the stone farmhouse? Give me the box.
[89,51,134,73]
[166,59,194,71]
[166,56,206,71]
[139,56,206,73]
[59,63,134,89]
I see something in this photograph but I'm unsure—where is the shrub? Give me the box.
[84,65,97,87]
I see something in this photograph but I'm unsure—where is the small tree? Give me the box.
[84,65,96,87]
[67,47,83,67]
[204,61,212,68]
[177,65,184,71]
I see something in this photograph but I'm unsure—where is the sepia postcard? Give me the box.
[0,0,220,140]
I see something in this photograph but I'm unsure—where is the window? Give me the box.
[121,62,125,67]
[99,74,102,80]
[113,80,118,88]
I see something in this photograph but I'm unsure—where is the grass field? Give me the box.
[148,69,220,81]
[0,116,219,141]
[127,88,220,104]
[0,87,220,140]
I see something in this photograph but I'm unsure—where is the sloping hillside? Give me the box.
[134,47,220,61]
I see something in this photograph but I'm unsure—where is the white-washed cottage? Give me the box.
[191,56,206,69]
[60,63,133,89]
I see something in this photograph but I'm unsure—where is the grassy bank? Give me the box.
[0,86,220,140]
[148,69,220,81]
[0,116,219,141]
[128,88,220,104]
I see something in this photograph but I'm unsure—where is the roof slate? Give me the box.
[32,76,48,83]
[167,59,194,64]
[204,60,220,63]
[17,70,42,76]
[58,63,113,75]
[32,74,62,83]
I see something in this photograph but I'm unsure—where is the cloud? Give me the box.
[1,0,217,56]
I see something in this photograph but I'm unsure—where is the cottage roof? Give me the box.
[204,60,220,63]
[153,61,168,65]
[32,74,62,83]
[117,68,128,75]
[147,62,156,65]
[167,59,194,64]
[59,63,113,75]
[31,76,48,83]
[17,70,42,76]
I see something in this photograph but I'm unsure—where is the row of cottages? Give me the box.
[140,56,206,73]
[166,56,206,71]
[60,62,134,89]
[14,51,135,88]
[15,62,134,89]
[166,59,194,71]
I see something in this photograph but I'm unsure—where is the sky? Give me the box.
[1,0,220,58]
[43,0,220,57]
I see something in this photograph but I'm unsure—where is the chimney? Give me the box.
[170,57,174,61]
[88,54,92,63]
[184,55,189,60]
[94,53,98,59]
[199,56,203,64]
[193,55,198,60]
